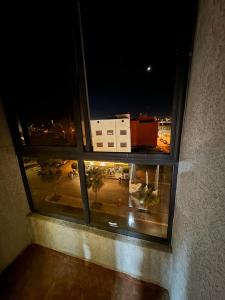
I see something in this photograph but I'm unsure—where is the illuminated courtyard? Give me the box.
[25,160,171,238]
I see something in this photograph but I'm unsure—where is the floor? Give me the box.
[0,244,168,300]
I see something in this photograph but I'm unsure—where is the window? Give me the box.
[96,130,102,136]
[23,158,83,219]
[120,130,127,135]
[108,142,114,147]
[2,1,197,243]
[107,130,114,135]
[120,142,127,148]
[85,161,172,238]
[97,142,103,148]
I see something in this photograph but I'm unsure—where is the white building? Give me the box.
[91,115,131,152]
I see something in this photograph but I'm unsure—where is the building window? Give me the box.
[108,142,114,147]
[96,130,102,136]
[97,142,103,147]
[120,130,127,135]
[120,142,127,148]
[107,130,114,135]
[2,2,197,244]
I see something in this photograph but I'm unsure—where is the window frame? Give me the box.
[2,1,196,245]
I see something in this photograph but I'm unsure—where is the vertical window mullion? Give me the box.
[17,115,30,146]
[72,94,84,151]
[78,158,90,224]
[170,52,190,160]
[76,0,92,152]
[167,163,178,242]
[16,156,35,211]
[2,98,22,149]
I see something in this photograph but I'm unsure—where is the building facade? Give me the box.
[131,115,158,149]
[91,117,131,152]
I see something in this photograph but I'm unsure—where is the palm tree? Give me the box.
[86,167,104,209]
[138,184,160,211]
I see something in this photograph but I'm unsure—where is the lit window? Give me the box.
[107,130,114,135]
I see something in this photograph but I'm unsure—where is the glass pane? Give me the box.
[16,4,77,147]
[85,161,172,238]
[26,115,77,146]
[81,2,183,154]
[17,118,25,146]
[24,158,83,219]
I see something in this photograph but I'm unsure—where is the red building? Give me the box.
[131,115,158,148]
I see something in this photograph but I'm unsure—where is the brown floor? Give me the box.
[0,244,169,300]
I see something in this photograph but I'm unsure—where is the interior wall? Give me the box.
[170,0,225,299]
[0,100,31,272]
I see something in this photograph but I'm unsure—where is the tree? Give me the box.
[37,159,63,202]
[71,162,78,171]
[55,118,75,144]
[86,167,104,209]
[139,183,160,210]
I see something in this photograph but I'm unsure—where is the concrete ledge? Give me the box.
[29,213,172,289]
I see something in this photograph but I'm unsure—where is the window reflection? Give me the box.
[85,161,172,238]
[24,158,83,219]
[81,2,175,153]
[27,118,76,146]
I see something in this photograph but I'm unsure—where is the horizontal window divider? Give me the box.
[18,146,81,159]
[82,152,177,165]
[18,146,179,165]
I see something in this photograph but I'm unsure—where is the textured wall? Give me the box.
[0,100,31,272]
[30,214,172,289]
[170,0,225,299]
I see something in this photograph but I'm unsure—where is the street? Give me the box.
[25,161,170,238]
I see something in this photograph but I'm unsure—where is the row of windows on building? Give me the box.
[96,129,127,136]
[96,142,127,148]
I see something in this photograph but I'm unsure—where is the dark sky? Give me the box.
[81,1,196,119]
[1,2,196,123]
[2,3,75,124]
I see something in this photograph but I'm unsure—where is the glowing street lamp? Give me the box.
[146,65,152,72]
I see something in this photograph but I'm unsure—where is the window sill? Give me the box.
[28,212,172,254]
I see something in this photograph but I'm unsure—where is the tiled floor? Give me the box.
[0,244,168,300]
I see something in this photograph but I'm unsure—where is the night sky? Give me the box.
[1,2,196,123]
[81,1,196,119]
